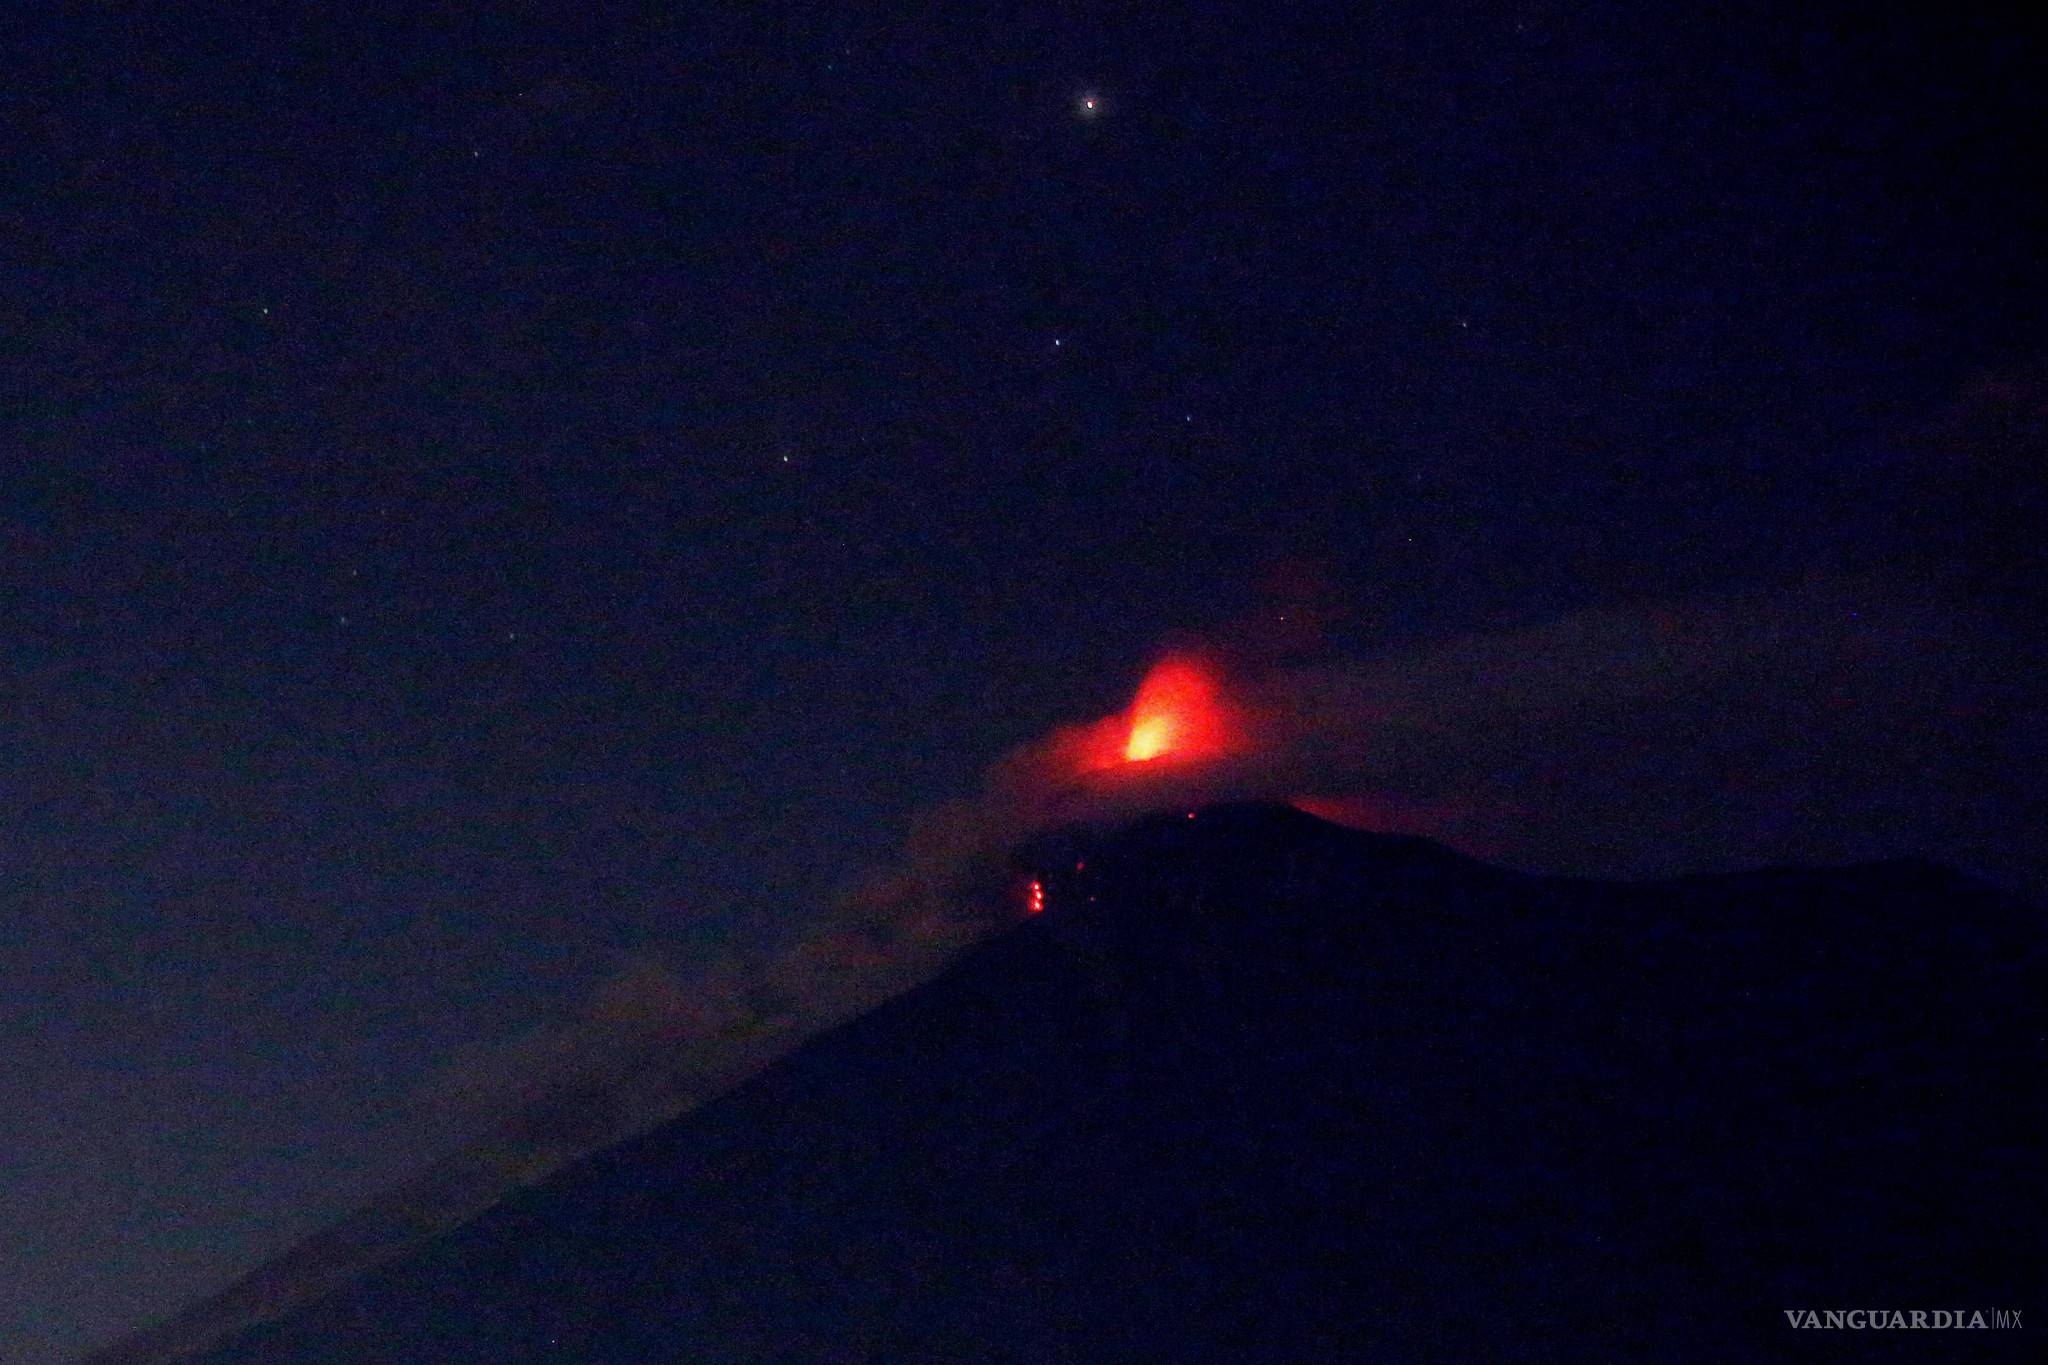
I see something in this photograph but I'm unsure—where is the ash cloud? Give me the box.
[893,579,2044,900]
[1256,584,2045,894]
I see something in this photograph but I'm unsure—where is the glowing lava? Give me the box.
[1119,656,1232,764]
[1125,714,1174,762]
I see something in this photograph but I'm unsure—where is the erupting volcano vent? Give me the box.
[1114,656,1235,766]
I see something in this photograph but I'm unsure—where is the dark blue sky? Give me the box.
[4,2,2042,1360]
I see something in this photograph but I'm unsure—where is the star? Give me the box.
[1076,90,1105,120]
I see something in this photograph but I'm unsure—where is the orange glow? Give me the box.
[1119,657,1232,764]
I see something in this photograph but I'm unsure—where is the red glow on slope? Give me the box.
[1290,793,1488,852]
[1120,657,1233,764]
[1290,794,1396,830]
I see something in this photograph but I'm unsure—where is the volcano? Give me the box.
[98,804,2040,1363]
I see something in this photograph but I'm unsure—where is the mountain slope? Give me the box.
[111,803,2043,1362]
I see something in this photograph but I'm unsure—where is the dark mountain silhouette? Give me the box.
[97,803,2041,1362]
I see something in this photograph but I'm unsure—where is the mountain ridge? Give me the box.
[91,803,2043,1363]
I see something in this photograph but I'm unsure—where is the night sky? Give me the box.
[5,3,2044,1360]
